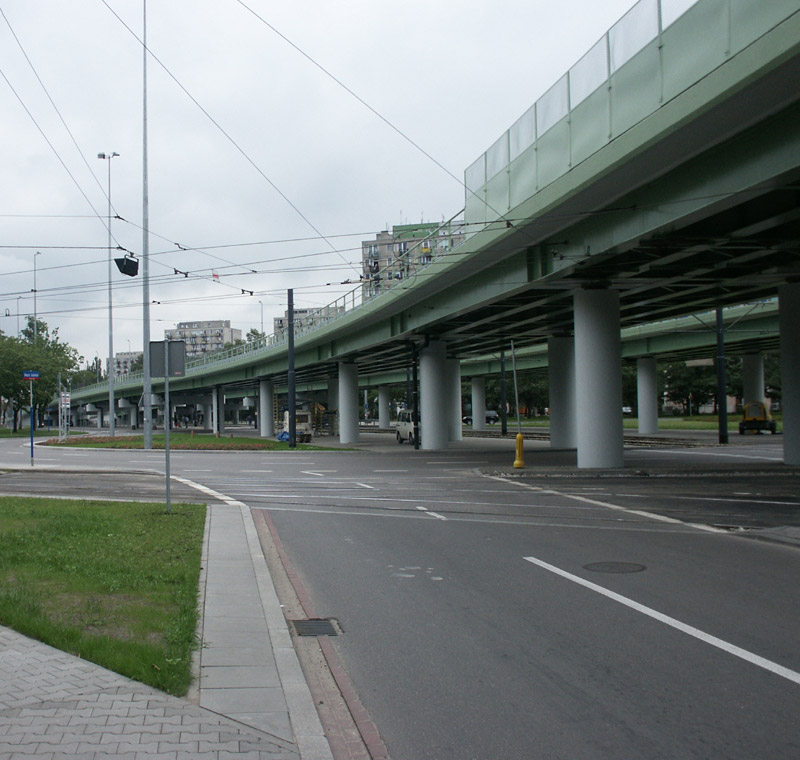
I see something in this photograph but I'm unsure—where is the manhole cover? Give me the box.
[289,618,340,637]
[583,562,646,574]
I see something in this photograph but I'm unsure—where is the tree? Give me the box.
[0,334,28,431]
[246,328,265,343]
[4,317,82,429]
[71,357,105,388]
[662,360,717,414]
[128,353,144,373]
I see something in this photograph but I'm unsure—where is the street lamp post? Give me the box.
[98,151,120,436]
[33,251,41,342]
[142,0,153,449]
[258,300,264,334]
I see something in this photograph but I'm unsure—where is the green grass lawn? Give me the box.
[0,428,87,438]
[0,496,206,696]
[42,432,325,450]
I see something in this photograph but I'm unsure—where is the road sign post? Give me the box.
[23,370,40,466]
[149,341,185,514]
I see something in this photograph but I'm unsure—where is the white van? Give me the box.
[283,409,313,442]
[396,410,416,444]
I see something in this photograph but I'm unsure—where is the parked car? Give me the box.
[462,410,500,425]
[739,401,777,434]
[396,409,415,444]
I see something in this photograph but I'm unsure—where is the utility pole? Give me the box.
[142,0,153,449]
[716,307,729,444]
[288,289,296,449]
[98,151,119,436]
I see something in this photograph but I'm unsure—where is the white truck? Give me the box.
[283,409,313,442]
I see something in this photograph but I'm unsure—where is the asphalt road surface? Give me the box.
[2,433,799,758]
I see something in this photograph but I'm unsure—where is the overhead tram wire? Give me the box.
[0,66,114,236]
[0,7,123,247]
[233,0,515,229]
[99,0,360,277]
[0,242,363,284]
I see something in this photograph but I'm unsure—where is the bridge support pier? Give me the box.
[338,363,359,444]
[378,386,391,429]
[637,356,659,435]
[212,387,225,434]
[742,354,765,405]
[574,289,624,468]
[780,284,800,465]
[471,377,486,431]
[259,380,275,438]
[420,340,448,450]
[448,359,462,442]
[548,335,576,448]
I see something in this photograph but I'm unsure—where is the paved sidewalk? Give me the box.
[0,477,334,760]
[0,625,299,759]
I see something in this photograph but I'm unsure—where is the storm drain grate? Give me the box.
[583,562,646,574]
[289,618,340,637]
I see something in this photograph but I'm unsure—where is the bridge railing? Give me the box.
[72,215,470,396]
[465,0,799,226]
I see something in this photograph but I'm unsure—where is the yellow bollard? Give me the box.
[513,433,525,469]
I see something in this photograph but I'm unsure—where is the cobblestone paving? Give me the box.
[0,626,300,760]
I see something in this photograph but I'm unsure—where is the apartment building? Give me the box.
[361,220,465,298]
[113,351,142,377]
[164,320,242,358]
[273,305,345,337]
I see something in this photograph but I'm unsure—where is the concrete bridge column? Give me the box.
[211,387,225,434]
[202,399,213,431]
[471,377,486,431]
[338,363,359,444]
[637,357,659,435]
[378,386,391,429]
[548,335,576,448]
[118,398,133,428]
[86,404,101,429]
[259,380,275,437]
[780,284,800,465]
[742,354,765,405]
[448,359,462,442]
[574,289,624,468]
[420,340,448,450]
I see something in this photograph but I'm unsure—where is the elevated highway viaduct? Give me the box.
[70,0,800,467]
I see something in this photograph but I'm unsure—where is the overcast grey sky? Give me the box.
[0,0,638,367]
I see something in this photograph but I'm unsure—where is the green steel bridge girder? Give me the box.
[69,302,779,409]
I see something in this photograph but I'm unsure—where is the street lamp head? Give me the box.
[97,152,120,160]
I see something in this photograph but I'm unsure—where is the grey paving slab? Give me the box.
[200,665,281,689]
[199,687,288,714]
[199,647,275,667]
[0,625,299,759]
[195,500,334,759]
[223,712,294,742]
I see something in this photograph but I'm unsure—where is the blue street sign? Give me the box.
[23,370,40,380]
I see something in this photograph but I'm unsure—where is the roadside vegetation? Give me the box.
[0,496,205,696]
[42,432,327,450]
[513,413,782,431]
